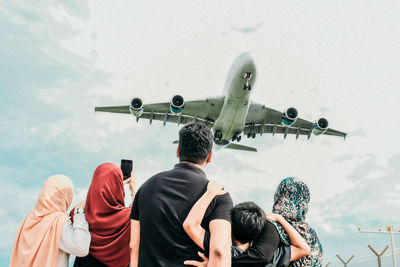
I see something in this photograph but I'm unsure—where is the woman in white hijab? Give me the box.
[10,175,91,267]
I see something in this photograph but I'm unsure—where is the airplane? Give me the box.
[95,53,346,152]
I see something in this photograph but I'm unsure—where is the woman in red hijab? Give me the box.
[74,162,136,267]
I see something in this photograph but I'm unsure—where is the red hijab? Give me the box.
[85,163,131,267]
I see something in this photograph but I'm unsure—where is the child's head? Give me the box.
[231,201,266,245]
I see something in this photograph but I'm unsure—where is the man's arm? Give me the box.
[208,219,231,267]
[266,213,311,261]
[130,219,140,267]
[183,181,226,250]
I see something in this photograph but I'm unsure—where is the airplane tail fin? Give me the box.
[225,143,257,152]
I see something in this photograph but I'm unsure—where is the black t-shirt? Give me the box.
[204,221,291,267]
[74,254,109,267]
[130,163,233,267]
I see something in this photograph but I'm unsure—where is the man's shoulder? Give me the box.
[140,165,208,191]
[204,192,233,225]
[147,166,194,179]
[160,164,209,184]
[148,170,171,180]
[135,171,169,195]
[214,192,233,205]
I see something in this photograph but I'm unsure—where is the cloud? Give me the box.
[0,1,108,259]
[309,153,400,263]
[332,154,354,163]
[230,22,263,34]
[315,153,400,229]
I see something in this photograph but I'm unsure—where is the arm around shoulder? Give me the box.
[208,219,231,267]
[195,185,232,267]
[59,213,91,257]
[183,183,226,250]
[267,213,311,261]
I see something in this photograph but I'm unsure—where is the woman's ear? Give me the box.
[176,146,180,158]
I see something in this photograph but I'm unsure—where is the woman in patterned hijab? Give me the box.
[272,177,323,267]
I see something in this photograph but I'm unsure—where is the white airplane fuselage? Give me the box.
[213,53,256,142]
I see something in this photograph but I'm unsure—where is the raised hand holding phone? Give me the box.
[121,159,133,180]
[124,171,137,194]
[121,159,137,201]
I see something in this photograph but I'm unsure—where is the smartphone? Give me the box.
[121,159,133,180]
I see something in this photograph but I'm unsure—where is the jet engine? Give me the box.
[313,118,329,135]
[281,107,298,126]
[129,98,144,117]
[170,95,185,114]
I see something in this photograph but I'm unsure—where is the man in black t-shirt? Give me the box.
[130,123,233,267]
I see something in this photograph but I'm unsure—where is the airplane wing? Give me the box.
[244,102,347,139]
[95,97,225,126]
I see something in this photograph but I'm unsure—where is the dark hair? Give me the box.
[231,202,266,244]
[178,123,213,164]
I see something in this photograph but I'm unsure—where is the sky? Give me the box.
[1,0,400,266]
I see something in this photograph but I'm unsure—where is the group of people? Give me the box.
[10,122,323,267]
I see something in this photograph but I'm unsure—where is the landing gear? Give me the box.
[244,72,253,79]
[214,130,223,141]
[231,133,241,142]
[243,72,252,90]
[247,132,256,139]
[246,123,256,139]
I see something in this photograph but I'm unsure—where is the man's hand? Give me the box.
[265,212,283,222]
[207,181,226,197]
[184,252,209,267]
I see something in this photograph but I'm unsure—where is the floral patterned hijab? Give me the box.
[272,177,323,267]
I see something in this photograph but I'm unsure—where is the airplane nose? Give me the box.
[235,52,254,65]
[237,53,256,74]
